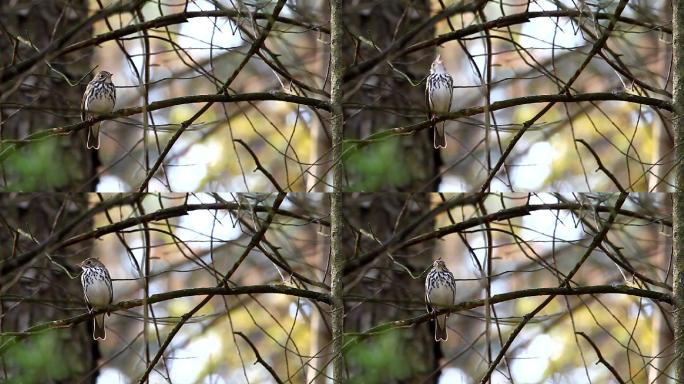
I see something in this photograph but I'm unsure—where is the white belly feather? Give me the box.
[86,97,113,114]
[428,284,454,308]
[430,87,452,113]
[85,279,111,308]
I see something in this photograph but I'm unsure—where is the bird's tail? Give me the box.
[93,313,106,340]
[435,314,448,341]
[87,123,101,149]
[433,121,447,149]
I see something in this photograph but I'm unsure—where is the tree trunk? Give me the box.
[341,0,440,192]
[342,194,439,383]
[330,0,345,381]
[648,194,674,383]
[0,1,100,381]
[0,0,99,191]
[0,194,98,383]
[672,0,684,380]
[339,1,440,382]
[647,4,674,370]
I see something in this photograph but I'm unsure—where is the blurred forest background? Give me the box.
[0,192,674,383]
[0,0,674,192]
[0,0,681,383]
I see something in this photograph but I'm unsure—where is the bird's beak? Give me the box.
[435,54,442,62]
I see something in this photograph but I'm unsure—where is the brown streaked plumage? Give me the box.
[80,257,113,340]
[426,55,453,149]
[81,71,116,149]
[425,259,457,341]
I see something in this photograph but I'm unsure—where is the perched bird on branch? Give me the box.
[80,257,113,340]
[81,71,116,149]
[425,259,457,341]
[426,55,453,149]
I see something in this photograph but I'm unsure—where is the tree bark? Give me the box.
[343,194,440,383]
[0,194,98,383]
[649,3,675,377]
[329,0,345,381]
[672,0,684,380]
[0,1,100,381]
[341,0,441,192]
[339,1,440,382]
[0,0,99,191]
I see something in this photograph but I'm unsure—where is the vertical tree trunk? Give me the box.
[672,0,684,380]
[329,0,345,381]
[649,2,675,379]
[0,195,98,383]
[648,196,674,383]
[341,1,440,192]
[343,194,439,383]
[0,1,99,381]
[339,1,440,382]
[0,0,99,191]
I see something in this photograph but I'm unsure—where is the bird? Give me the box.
[426,55,453,149]
[81,71,116,149]
[79,257,113,340]
[425,259,457,341]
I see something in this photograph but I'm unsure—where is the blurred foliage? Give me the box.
[3,140,74,191]
[0,193,672,382]
[3,331,79,383]
[344,140,412,191]
[345,332,413,384]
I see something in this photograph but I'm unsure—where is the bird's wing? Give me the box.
[82,287,93,311]
[80,272,90,307]
[80,83,90,121]
[425,288,433,313]
[447,76,454,114]
[425,76,432,119]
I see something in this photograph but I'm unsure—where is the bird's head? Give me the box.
[80,257,103,269]
[430,55,446,74]
[433,259,448,271]
[95,71,114,83]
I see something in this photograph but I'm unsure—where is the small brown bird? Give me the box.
[425,259,457,341]
[80,257,113,340]
[81,71,116,149]
[426,55,453,149]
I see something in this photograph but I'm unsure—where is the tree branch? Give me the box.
[0,284,330,354]
[576,331,627,384]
